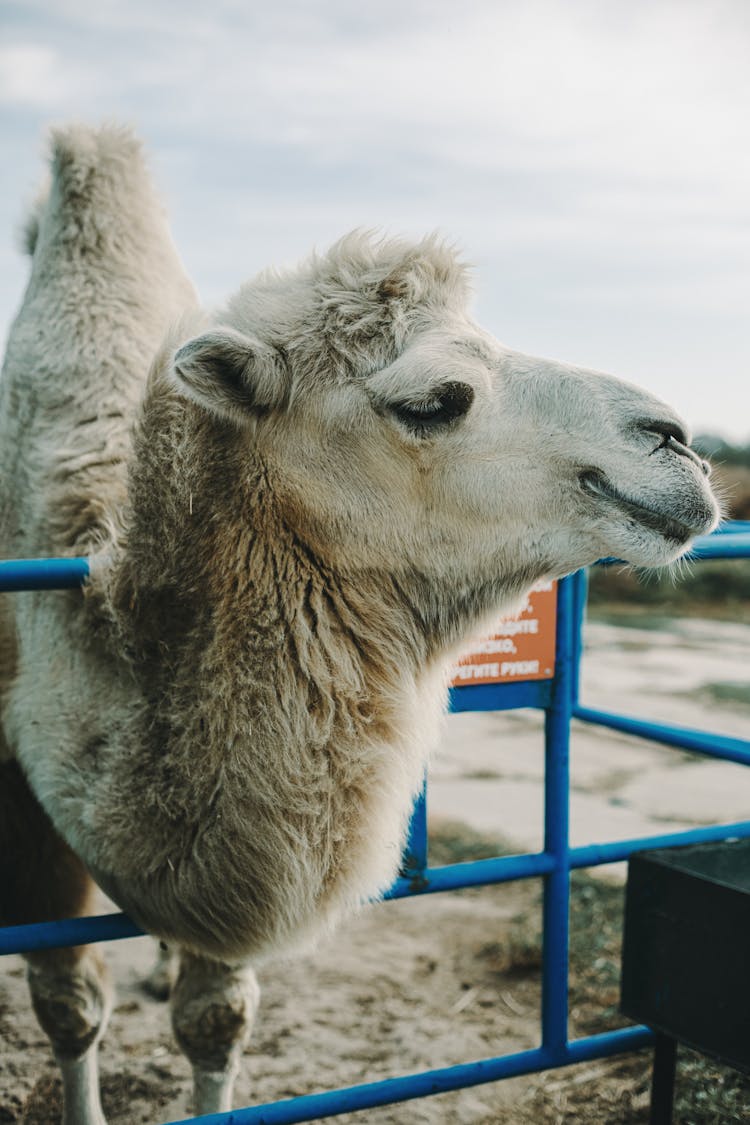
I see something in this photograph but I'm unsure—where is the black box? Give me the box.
[621,838,750,1072]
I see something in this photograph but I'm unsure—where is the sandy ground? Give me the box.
[1,615,749,1123]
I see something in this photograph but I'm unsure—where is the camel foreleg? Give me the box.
[26,946,112,1125]
[170,949,260,1115]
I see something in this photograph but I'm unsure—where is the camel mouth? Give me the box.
[579,470,695,543]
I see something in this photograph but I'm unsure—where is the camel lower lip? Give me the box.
[580,471,694,541]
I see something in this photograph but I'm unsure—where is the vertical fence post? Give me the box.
[541,574,575,1051]
[570,567,588,707]
[401,781,428,883]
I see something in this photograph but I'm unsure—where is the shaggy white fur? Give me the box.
[0,124,718,1122]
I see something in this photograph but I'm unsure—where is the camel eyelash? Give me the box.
[389,381,475,432]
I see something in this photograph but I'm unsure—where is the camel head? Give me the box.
[167,232,719,638]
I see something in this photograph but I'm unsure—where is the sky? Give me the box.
[1,0,749,440]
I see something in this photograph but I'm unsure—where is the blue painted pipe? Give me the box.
[387,850,556,899]
[4,816,750,956]
[573,705,750,767]
[595,520,750,566]
[541,575,574,1050]
[163,1026,654,1124]
[688,532,750,559]
[569,818,750,869]
[400,782,428,877]
[0,522,745,596]
[0,556,89,591]
[710,519,750,535]
[1,852,557,955]
[0,912,143,955]
[570,568,588,706]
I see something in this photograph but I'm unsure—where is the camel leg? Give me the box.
[0,759,112,1125]
[26,946,112,1125]
[170,950,260,1115]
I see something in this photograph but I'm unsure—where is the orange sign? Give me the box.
[450,580,557,686]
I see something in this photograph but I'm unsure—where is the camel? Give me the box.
[0,124,719,1124]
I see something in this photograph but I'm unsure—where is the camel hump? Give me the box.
[27,122,165,262]
[49,121,146,194]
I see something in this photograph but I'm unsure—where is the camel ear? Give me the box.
[172,328,288,423]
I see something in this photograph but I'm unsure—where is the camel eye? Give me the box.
[389,381,474,434]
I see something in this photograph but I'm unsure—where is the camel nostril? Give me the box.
[640,419,689,448]
[641,421,710,475]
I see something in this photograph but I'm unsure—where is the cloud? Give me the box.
[3,1,749,219]
[0,44,79,106]
[1,0,748,438]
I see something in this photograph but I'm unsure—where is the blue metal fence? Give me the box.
[2,522,749,1124]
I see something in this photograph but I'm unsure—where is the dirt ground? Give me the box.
[2,824,748,1124]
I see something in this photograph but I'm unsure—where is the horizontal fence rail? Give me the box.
[0,556,90,590]
[1,521,749,1124]
[165,1028,657,1125]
